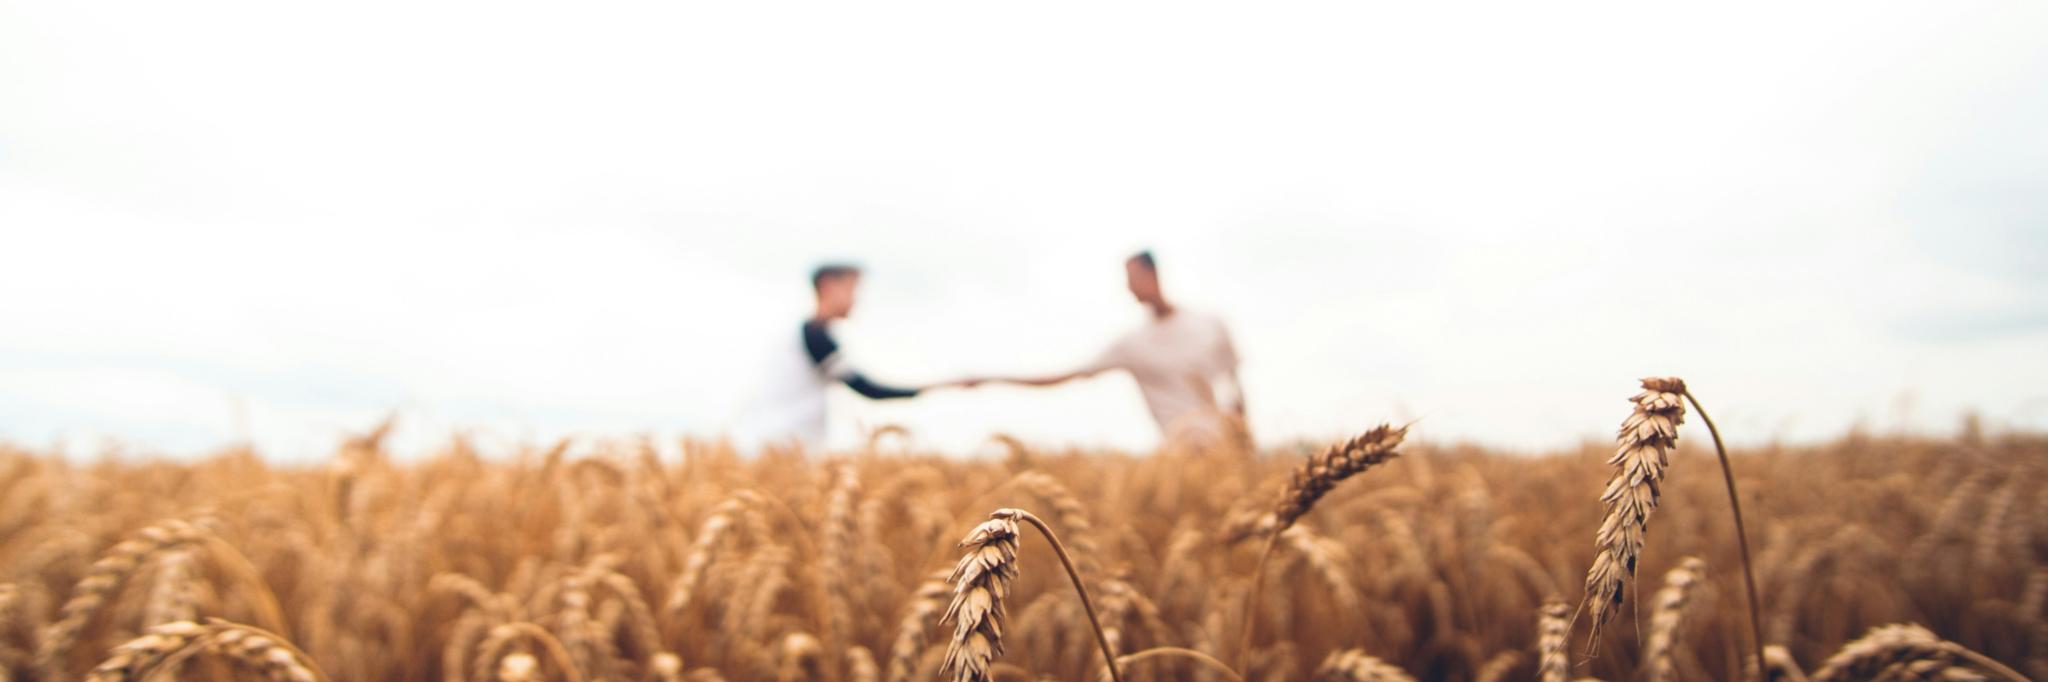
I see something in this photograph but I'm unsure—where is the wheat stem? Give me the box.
[1235,531,1281,673]
[1681,389,1765,680]
[1945,645,2030,682]
[1010,510,1124,682]
[1110,647,1245,682]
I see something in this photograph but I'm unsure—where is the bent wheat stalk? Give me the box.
[1680,386,1766,680]
[1106,647,1245,682]
[1812,623,2027,682]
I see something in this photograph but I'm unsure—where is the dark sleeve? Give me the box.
[844,374,920,400]
[802,320,921,400]
[801,320,839,366]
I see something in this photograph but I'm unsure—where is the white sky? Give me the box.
[3,1,2045,460]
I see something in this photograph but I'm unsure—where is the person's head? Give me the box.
[811,263,862,319]
[1124,250,1164,307]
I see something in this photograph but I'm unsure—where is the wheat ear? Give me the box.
[39,519,205,678]
[472,622,584,682]
[495,653,540,682]
[141,548,199,627]
[649,652,684,682]
[846,645,879,682]
[823,461,861,668]
[886,571,951,682]
[1311,649,1415,681]
[941,509,1123,682]
[82,620,209,682]
[1537,601,1569,682]
[84,619,327,682]
[1812,623,2027,682]
[1762,645,1808,682]
[1644,557,1706,682]
[1473,651,1521,682]
[778,632,824,682]
[665,495,752,619]
[205,621,324,682]
[1238,423,1406,671]
[1579,377,1685,653]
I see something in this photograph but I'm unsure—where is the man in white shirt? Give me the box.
[743,264,964,448]
[980,251,1247,445]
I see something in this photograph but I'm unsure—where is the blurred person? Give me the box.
[741,263,966,448]
[977,251,1247,446]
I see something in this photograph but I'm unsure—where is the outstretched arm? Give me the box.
[803,320,922,400]
[955,339,1122,390]
[985,370,1093,387]
[842,373,921,400]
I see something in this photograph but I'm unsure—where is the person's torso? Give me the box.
[1113,311,1230,427]
[747,324,834,438]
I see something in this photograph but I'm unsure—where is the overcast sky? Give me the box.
[3,1,2044,459]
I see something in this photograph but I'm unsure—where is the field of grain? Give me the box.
[0,383,2041,681]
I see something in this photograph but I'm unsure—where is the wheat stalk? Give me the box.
[1280,526,1364,616]
[1238,423,1407,671]
[39,519,206,678]
[942,509,1122,682]
[1678,383,1767,680]
[665,495,754,619]
[554,571,620,680]
[823,460,861,670]
[1013,472,1103,576]
[886,570,951,682]
[591,570,664,668]
[1644,557,1706,682]
[1812,623,2026,682]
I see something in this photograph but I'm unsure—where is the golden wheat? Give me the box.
[1311,648,1415,681]
[941,513,1021,682]
[1580,377,1686,651]
[0,407,2034,681]
[1537,600,1570,682]
[1644,557,1706,682]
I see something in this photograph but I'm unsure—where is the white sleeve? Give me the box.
[1083,336,1129,375]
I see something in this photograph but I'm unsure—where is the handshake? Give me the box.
[926,376,991,391]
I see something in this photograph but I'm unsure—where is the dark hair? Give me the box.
[1127,250,1156,271]
[811,263,862,291]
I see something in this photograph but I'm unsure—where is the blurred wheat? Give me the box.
[0,400,2040,680]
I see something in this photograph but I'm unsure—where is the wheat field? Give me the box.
[0,390,2041,681]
